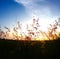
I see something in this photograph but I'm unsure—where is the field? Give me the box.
[0,38,60,59]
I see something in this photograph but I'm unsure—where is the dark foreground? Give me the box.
[0,38,60,59]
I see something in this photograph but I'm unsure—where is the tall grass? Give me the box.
[0,17,60,40]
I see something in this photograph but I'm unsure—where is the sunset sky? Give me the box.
[0,0,60,28]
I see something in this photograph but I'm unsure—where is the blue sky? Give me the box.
[0,0,60,28]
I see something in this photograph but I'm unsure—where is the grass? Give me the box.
[0,38,60,59]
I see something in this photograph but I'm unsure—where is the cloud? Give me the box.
[14,0,58,22]
[15,0,48,12]
[15,0,51,16]
[15,0,46,7]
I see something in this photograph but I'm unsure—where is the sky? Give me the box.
[0,0,60,29]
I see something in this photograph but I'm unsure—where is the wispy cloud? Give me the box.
[15,0,51,17]
[15,0,46,7]
[15,0,47,11]
[14,0,59,22]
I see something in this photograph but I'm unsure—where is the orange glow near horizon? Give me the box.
[0,17,60,41]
